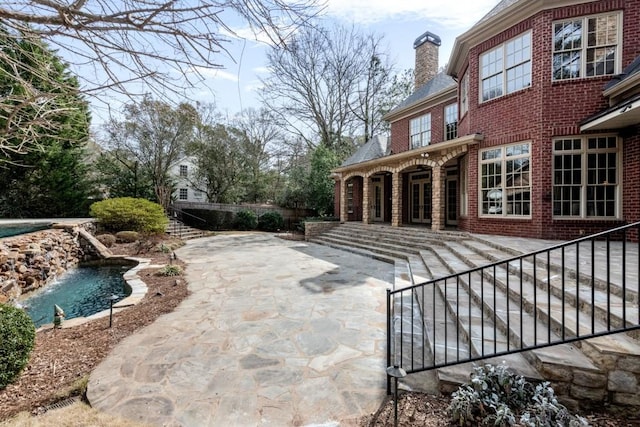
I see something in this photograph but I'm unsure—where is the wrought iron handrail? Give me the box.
[167,206,207,238]
[386,222,640,392]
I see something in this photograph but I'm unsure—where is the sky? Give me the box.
[86,0,500,127]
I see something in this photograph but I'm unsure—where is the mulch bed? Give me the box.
[0,239,189,420]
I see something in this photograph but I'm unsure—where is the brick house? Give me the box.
[332,0,640,239]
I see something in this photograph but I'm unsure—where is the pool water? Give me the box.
[22,265,131,327]
[0,224,50,238]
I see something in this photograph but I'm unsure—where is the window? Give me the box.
[460,72,469,117]
[553,13,621,80]
[444,103,458,140]
[481,32,531,102]
[553,136,619,218]
[410,114,431,148]
[346,182,354,214]
[194,190,204,199]
[179,165,188,177]
[179,188,188,200]
[480,143,531,216]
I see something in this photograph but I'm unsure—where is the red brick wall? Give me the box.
[334,180,340,218]
[459,0,638,239]
[390,100,457,154]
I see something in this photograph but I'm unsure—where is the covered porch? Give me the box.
[333,134,482,231]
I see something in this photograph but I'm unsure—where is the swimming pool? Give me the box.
[21,264,132,328]
[0,223,51,238]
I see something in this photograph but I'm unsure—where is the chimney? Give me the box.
[413,31,441,89]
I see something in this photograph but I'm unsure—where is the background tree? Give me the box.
[234,108,282,203]
[91,149,155,200]
[261,24,394,153]
[306,144,339,215]
[0,0,322,154]
[187,105,249,203]
[103,97,196,210]
[0,30,90,217]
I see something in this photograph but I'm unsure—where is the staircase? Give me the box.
[166,219,205,240]
[309,222,640,409]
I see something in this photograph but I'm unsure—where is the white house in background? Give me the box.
[169,157,207,203]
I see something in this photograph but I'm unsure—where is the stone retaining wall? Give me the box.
[0,227,100,304]
[304,221,339,241]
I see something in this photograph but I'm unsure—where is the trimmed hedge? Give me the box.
[258,212,284,232]
[90,197,168,233]
[0,304,36,389]
[235,210,257,231]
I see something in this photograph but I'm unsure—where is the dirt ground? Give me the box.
[1,233,640,426]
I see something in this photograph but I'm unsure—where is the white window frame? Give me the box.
[460,72,469,117]
[410,113,431,149]
[480,31,532,102]
[444,103,458,141]
[552,12,622,81]
[178,188,188,200]
[552,135,621,219]
[479,142,532,218]
[179,164,188,177]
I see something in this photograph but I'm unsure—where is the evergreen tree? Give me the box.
[0,26,91,217]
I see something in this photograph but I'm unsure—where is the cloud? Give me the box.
[189,66,239,82]
[325,0,498,29]
[252,66,270,74]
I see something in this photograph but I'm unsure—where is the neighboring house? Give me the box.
[332,0,640,239]
[170,157,207,203]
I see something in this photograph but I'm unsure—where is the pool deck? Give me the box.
[0,218,93,226]
[87,233,400,426]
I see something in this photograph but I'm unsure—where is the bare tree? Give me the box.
[103,96,196,209]
[0,0,322,153]
[260,24,393,151]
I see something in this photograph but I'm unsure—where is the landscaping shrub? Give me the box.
[235,210,257,231]
[96,234,116,248]
[0,304,36,389]
[258,212,284,232]
[89,197,168,233]
[157,265,182,276]
[448,363,587,426]
[115,231,140,243]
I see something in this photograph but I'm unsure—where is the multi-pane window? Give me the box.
[179,188,188,200]
[179,165,188,177]
[460,73,469,117]
[553,136,619,218]
[444,103,458,140]
[553,13,620,80]
[481,32,531,102]
[410,114,431,148]
[480,143,531,216]
[346,182,354,213]
[194,190,204,199]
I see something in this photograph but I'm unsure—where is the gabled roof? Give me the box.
[475,0,519,25]
[384,72,456,120]
[604,55,640,93]
[340,135,389,167]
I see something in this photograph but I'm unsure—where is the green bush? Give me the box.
[235,210,257,231]
[448,363,587,426]
[96,234,116,248]
[157,265,182,276]
[258,212,284,232]
[89,197,168,233]
[0,304,36,389]
[115,230,140,243]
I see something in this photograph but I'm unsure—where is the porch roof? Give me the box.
[580,93,640,132]
[332,133,483,174]
[340,135,389,167]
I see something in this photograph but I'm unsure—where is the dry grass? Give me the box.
[0,401,149,427]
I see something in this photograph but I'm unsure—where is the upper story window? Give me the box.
[552,12,621,80]
[410,114,431,149]
[444,103,458,141]
[480,32,531,102]
[179,164,188,177]
[460,72,469,117]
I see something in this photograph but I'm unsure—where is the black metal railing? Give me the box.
[167,206,207,238]
[386,222,640,392]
